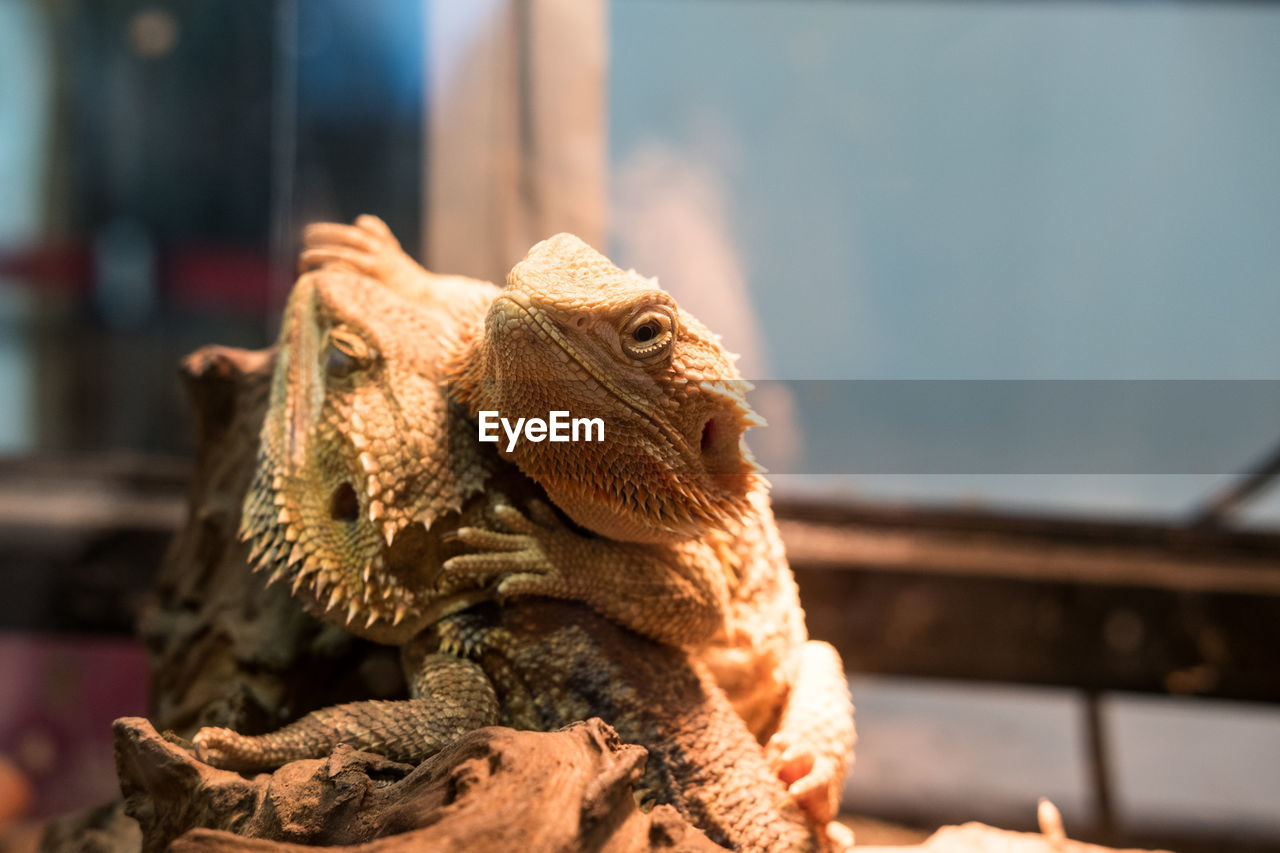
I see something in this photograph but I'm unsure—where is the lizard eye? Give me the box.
[622,309,675,363]
[325,328,377,377]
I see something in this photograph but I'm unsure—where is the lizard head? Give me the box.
[242,269,493,643]
[452,233,765,544]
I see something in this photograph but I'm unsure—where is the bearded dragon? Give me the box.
[286,219,854,824]
[195,218,852,840]
[443,232,854,826]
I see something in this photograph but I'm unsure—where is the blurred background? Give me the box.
[0,0,1278,849]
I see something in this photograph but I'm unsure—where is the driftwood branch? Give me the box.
[114,716,720,853]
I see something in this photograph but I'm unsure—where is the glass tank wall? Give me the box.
[609,0,1280,523]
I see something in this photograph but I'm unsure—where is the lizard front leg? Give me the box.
[442,498,729,648]
[764,640,856,832]
[297,214,495,310]
[298,215,426,295]
[193,653,498,772]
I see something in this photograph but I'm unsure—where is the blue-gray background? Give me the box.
[3,0,1278,522]
[608,0,1280,521]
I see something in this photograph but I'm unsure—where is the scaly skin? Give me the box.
[204,218,852,846]
[193,653,499,771]
[195,250,796,843]
[198,599,822,852]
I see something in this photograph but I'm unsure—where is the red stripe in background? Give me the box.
[0,242,276,313]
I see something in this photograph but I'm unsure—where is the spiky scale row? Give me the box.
[242,452,415,631]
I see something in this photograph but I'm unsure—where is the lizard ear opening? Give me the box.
[330,482,359,522]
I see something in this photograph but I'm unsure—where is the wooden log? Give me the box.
[114,716,719,853]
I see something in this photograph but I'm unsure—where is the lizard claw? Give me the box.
[766,734,842,825]
[492,571,564,602]
[825,820,855,852]
[353,214,395,240]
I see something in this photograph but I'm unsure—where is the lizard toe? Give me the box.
[299,246,378,276]
[525,498,561,528]
[489,503,540,535]
[446,526,530,551]
[444,549,547,581]
[354,214,395,240]
[494,570,557,601]
[824,820,855,853]
[786,760,841,825]
[303,222,379,254]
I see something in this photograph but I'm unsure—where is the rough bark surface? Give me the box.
[114,716,720,853]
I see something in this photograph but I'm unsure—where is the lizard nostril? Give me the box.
[330,482,359,522]
[700,417,717,453]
